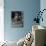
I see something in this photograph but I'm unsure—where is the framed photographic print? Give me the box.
[11,11,24,27]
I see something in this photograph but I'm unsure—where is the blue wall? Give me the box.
[40,0,46,27]
[4,0,40,42]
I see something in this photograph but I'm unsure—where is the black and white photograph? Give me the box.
[11,11,24,27]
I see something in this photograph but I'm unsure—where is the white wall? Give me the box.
[0,0,4,42]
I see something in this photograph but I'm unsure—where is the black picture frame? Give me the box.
[11,11,24,27]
